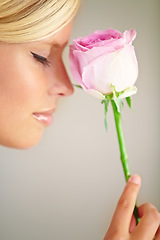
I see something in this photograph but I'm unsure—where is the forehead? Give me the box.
[1,21,73,53]
[39,21,73,47]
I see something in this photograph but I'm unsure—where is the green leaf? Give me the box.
[103,100,110,131]
[104,93,113,100]
[73,84,82,89]
[110,84,117,98]
[109,84,123,113]
[126,97,132,108]
[114,98,123,113]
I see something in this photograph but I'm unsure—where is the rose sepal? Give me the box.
[74,83,136,129]
[73,84,137,104]
[73,84,83,89]
[101,84,136,128]
[103,85,137,111]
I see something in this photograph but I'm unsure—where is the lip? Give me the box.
[33,108,55,126]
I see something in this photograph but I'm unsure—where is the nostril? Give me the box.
[48,82,74,97]
[48,64,74,97]
[58,93,65,96]
[61,82,74,97]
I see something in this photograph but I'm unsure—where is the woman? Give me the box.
[0,1,159,239]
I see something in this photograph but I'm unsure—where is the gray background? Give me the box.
[0,0,159,239]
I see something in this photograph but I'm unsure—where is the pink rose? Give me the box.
[69,28,138,99]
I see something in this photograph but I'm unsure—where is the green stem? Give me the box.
[111,100,140,224]
[111,100,130,181]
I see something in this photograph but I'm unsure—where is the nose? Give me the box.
[48,58,74,97]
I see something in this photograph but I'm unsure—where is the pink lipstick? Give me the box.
[33,109,55,126]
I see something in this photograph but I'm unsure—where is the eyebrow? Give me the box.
[43,41,69,49]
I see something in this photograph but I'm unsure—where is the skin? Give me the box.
[104,175,160,240]
[0,22,74,149]
[0,23,159,239]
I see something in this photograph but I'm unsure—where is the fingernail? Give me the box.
[128,175,141,185]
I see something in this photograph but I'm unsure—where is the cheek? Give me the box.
[0,56,47,110]
[0,58,47,149]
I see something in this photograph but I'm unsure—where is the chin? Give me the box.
[0,131,43,150]
[15,139,41,149]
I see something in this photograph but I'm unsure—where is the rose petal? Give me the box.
[69,28,138,97]
[85,89,105,100]
[123,30,137,45]
[82,45,138,94]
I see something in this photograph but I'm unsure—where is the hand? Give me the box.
[104,175,160,240]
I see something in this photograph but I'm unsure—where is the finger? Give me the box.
[129,214,136,233]
[108,175,141,234]
[132,203,160,240]
[154,225,160,240]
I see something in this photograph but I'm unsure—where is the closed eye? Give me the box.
[31,52,50,67]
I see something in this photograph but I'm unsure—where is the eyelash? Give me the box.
[31,51,50,67]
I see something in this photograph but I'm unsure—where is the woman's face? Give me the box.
[0,22,73,149]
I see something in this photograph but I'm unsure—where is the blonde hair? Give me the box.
[0,0,80,43]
